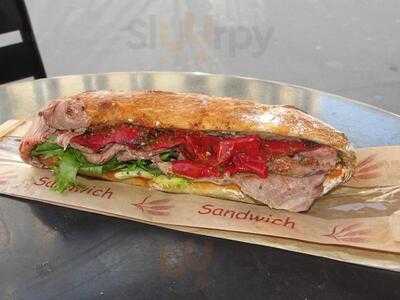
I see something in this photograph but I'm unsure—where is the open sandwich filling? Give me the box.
[31,124,340,210]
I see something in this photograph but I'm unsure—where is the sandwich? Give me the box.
[20,90,356,212]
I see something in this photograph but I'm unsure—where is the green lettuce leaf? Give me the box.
[152,175,189,189]
[52,151,80,192]
[114,160,164,180]
[31,139,162,192]
[80,157,126,176]
[122,160,162,176]
[31,141,64,158]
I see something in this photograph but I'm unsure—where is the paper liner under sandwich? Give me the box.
[1,120,400,271]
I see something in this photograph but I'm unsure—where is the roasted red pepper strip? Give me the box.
[153,133,267,178]
[71,125,140,151]
[183,134,221,161]
[263,140,309,157]
[150,132,186,150]
[73,124,316,179]
[169,134,269,178]
[172,160,221,178]
[225,153,268,178]
[216,135,263,165]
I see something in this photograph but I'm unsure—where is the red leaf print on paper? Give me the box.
[341,229,371,237]
[132,195,173,216]
[148,199,170,205]
[353,154,383,181]
[339,237,367,243]
[322,223,370,243]
[146,210,170,216]
[0,176,7,184]
[0,171,17,185]
[149,205,174,210]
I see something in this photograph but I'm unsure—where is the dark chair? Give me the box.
[0,0,46,84]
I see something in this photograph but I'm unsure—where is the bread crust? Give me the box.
[21,90,356,208]
[41,90,352,153]
[40,90,356,173]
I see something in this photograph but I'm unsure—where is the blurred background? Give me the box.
[2,0,400,112]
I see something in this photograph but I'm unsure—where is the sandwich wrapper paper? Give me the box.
[1,120,400,271]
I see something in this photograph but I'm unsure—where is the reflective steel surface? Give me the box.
[0,72,399,299]
[2,72,400,147]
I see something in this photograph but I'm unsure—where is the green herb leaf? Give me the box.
[139,160,163,176]
[160,150,179,162]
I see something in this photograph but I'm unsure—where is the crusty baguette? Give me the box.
[40,90,353,153]
[21,90,356,208]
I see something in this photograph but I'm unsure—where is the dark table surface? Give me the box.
[1,72,400,299]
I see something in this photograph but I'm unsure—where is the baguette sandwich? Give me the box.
[20,90,356,212]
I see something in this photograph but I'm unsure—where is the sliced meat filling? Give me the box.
[269,146,338,177]
[116,148,165,162]
[155,161,327,211]
[232,173,326,211]
[20,117,56,166]
[53,124,339,210]
[56,131,82,149]
[80,144,128,165]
